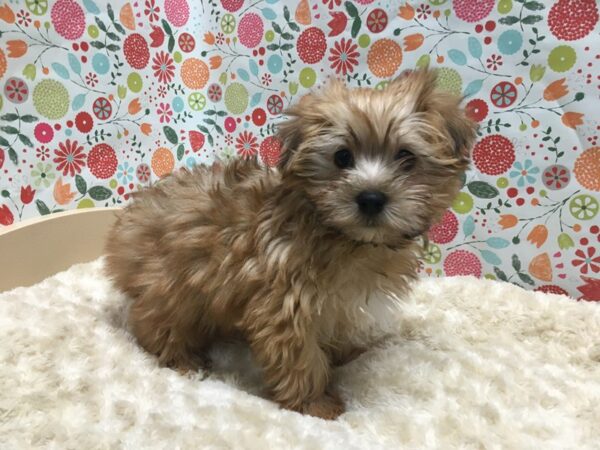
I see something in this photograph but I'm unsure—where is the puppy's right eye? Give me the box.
[334,149,354,169]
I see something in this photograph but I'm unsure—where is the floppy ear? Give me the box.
[392,68,477,162]
[276,78,346,171]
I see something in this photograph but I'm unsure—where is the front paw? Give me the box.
[300,392,345,420]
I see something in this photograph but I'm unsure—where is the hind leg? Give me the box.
[128,293,214,372]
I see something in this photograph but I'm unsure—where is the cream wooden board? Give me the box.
[0,208,120,293]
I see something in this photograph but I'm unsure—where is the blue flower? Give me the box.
[117,162,134,184]
[510,159,540,187]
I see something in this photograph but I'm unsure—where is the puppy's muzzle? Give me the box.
[356,190,387,216]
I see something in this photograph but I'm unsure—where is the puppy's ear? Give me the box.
[390,68,477,162]
[276,78,344,171]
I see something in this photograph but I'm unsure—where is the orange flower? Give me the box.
[204,32,215,45]
[543,78,568,101]
[209,55,222,70]
[6,40,27,58]
[433,10,440,18]
[398,3,414,20]
[403,33,424,52]
[527,224,548,248]
[53,178,76,205]
[498,214,518,229]
[128,98,141,115]
[561,112,584,129]
[140,123,152,136]
[0,4,15,24]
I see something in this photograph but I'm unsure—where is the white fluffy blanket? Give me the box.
[1,260,599,449]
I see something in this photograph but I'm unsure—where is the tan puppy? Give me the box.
[105,69,476,420]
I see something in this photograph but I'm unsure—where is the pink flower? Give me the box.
[486,54,503,71]
[157,103,173,123]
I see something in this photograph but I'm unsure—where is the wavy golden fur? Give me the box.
[105,69,476,419]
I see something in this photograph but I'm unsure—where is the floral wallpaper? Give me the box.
[0,0,598,300]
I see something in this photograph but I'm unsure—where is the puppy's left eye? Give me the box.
[395,149,416,169]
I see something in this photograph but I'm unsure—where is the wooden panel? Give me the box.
[0,208,120,292]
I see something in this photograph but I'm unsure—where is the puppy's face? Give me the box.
[277,69,477,247]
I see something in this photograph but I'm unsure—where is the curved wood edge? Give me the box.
[0,208,121,293]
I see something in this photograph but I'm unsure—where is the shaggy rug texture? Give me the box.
[1,260,599,449]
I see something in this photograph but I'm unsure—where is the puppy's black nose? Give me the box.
[356,190,387,216]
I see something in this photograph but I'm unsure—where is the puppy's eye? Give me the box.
[334,149,354,169]
[395,149,416,170]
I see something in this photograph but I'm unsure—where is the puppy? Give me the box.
[104,69,476,420]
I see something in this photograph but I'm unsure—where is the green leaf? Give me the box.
[521,15,542,24]
[283,5,290,22]
[162,19,173,36]
[1,189,9,197]
[523,1,544,10]
[1,126,18,135]
[106,32,121,41]
[36,200,50,216]
[281,32,294,40]
[168,36,175,53]
[88,186,112,201]
[107,3,115,20]
[512,254,521,272]
[163,126,178,144]
[494,267,508,282]
[345,1,358,17]
[20,115,38,123]
[18,134,33,147]
[499,16,519,25]
[95,17,107,32]
[518,272,535,286]
[90,41,105,49]
[176,144,184,161]
[288,21,300,32]
[0,135,9,146]
[8,148,17,165]
[106,44,120,52]
[280,43,293,51]
[113,22,126,35]
[75,175,87,195]
[0,113,19,121]
[271,21,282,34]
[197,125,210,134]
[467,181,499,199]
[351,17,361,38]
[266,43,280,51]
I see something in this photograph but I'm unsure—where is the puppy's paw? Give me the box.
[301,392,345,420]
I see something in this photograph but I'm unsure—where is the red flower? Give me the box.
[53,139,86,177]
[152,51,175,84]
[144,0,160,22]
[86,73,98,87]
[235,131,258,158]
[486,54,503,71]
[577,276,600,301]
[572,247,600,275]
[322,0,341,9]
[0,204,14,226]
[16,9,31,26]
[328,38,359,75]
[416,3,431,19]
[20,185,35,204]
[5,78,28,102]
